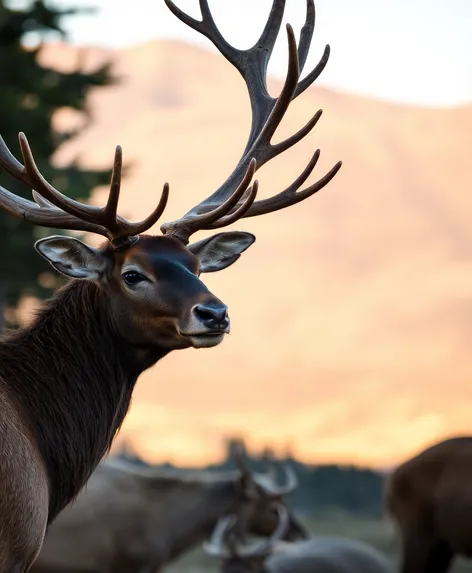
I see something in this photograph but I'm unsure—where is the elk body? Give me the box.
[31,456,307,573]
[205,504,393,573]
[386,436,472,573]
[0,0,341,570]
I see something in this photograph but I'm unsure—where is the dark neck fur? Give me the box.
[0,280,169,522]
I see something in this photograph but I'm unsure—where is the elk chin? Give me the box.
[182,332,227,349]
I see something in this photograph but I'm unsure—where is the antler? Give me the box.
[0,133,169,247]
[251,464,298,497]
[160,0,342,244]
[204,503,290,559]
[233,445,298,499]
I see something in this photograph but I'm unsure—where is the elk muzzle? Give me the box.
[179,297,230,348]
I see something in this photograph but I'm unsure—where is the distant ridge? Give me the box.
[24,39,472,470]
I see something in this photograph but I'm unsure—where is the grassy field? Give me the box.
[166,511,472,572]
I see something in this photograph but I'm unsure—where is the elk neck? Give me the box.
[0,279,170,523]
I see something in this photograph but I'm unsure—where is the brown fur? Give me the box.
[0,233,246,572]
[385,436,472,573]
[31,458,308,573]
[0,391,49,572]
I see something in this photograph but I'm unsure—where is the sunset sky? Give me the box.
[18,1,472,469]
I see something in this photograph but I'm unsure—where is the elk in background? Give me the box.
[386,436,472,573]
[205,503,392,573]
[32,454,307,573]
[0,0,341,570]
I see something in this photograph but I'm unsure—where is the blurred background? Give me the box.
[1,0,472,568]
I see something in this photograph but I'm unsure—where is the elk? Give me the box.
[385,436,472,573]
[0,0,341,570]
[205,503,393,573]
[31,455,308,573]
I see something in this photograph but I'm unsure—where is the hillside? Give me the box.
[23,39,472,468]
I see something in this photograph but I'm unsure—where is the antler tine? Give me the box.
[18,133,108,225]
[205,181,258,230]
[32,190,56,209]
[247,24,300,160]
[0,134,110,236]
[160,158,257,243]
[125,183,170,237]
[0,135,33,188]
[21,132,171,242]
[163,0,242,70]
[203,514,237,558]
[277,463,299,495]
[188,158,256,226]
[0,133,170,244]
[242,152,342,218]
[294,0,331,99]
[253,0,286,79]
[100,147,171,240]
[252,463,299,497]
[240,25,331,170]
[295,45,331,100]
[101,145,122,228]
[161,1,341,242]
[297,0,315,74]
[0,181,110,237]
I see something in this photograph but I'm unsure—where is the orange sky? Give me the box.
[24,40,472,470]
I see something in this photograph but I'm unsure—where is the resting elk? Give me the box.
[31,455,308,573]
[205,503,393,573]
[385,436,472,573]
[0,0,341,570]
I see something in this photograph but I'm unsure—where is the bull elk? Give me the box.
[31,455,308,573]
[0,0,341,570]
[385,436,472,573]
[205,503,393,573]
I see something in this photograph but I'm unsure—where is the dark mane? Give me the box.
[0,280,168,522]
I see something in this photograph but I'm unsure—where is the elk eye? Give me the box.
[122,271,146,286]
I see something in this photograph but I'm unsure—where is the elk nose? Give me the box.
[193,302,229,331]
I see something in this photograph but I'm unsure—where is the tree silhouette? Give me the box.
[0,0,114,330]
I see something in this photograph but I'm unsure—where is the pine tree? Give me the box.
[0,0,113,330]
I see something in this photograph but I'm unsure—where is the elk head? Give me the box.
[234,448,308,541]
[0,0,341,352]
[205,503,291,573]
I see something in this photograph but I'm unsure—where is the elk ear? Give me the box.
[35,235,108,279]
[188,231,255,273]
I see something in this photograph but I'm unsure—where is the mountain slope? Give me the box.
[28,40,472,467]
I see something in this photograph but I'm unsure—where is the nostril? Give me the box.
[214,307,228,322]
[194,305,216,322]
[193,304,228,326]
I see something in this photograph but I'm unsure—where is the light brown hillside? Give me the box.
[27,40,472,467]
